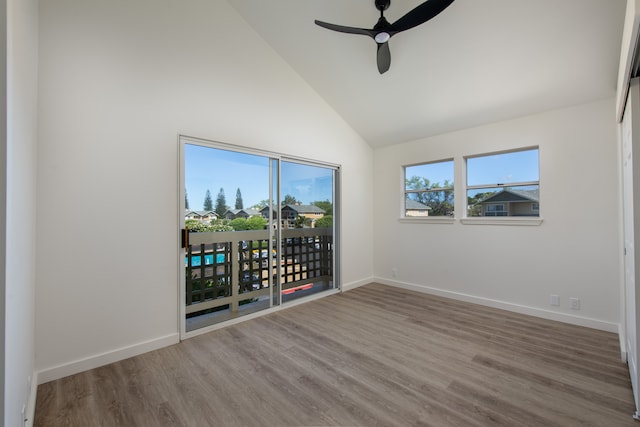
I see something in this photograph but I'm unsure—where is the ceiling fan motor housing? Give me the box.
[375,0,391,12]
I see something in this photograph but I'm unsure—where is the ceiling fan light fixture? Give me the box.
[374,32,390,43]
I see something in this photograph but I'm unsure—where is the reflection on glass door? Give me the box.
[278,160,336,303]
[180,137,339,334]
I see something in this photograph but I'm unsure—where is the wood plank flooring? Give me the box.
[34,283,637,426]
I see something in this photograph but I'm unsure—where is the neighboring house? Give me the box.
[224,208,261,220]
[282,204,325,228]
[260,204,326,228]
[260,206,278,221]
[185,210,218,222]
[475,189,539,217]
[405,199,431,217]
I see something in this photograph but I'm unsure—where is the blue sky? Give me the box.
[467,149,539,186]
[405,149,539,188]
[185,144,333,210]
[405,160,454,188]
[280,162,334,205]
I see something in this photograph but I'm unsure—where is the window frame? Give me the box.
[461,147,542,226]
[398,147,543,226]
[400,158,455,224]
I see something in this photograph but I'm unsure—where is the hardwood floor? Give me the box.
[34,283,637,426]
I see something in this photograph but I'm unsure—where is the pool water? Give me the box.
[187,253,226,267]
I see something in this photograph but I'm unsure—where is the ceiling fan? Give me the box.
[315,0,455,74]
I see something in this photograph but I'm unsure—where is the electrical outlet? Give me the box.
[569,297,580,310]
[550,294,560,306]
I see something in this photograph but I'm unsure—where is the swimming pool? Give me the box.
[186,253,226,267]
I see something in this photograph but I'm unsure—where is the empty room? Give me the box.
[5,0,640,425]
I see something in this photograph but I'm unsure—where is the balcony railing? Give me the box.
[185,227,333,321]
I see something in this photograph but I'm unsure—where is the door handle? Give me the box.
[181,228,189,249]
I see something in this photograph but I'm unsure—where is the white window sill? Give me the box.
[399,217,455,224]
[460,217,543,226]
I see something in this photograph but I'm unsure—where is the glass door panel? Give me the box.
[279,160,336,303]
[181,138,339,334]
[183,142,272,332]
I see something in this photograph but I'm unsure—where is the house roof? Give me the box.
[405,199,431,210]
[478,189,539,204]
[185,210,217,217]
[282,204,325,214]
[226,208,261,217]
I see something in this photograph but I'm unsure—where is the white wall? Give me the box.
[5,0,38,425]
[0,2,6,423]
[373,98,622,331]
[36,0,373,381]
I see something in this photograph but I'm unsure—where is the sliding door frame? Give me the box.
[178,135,341,339]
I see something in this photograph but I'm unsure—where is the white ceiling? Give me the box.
[228,0,627,148]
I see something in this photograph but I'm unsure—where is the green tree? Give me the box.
[282,194,300,205]
[185,189,190,210]
[228,216,266,231]
[467,191,496,216]
[312,200,332,214]
[246,216,267,230]
[185,219,204,231]
[229,217,248,231]
[215,188,227,217]
[203,189,213,211]
[294,216,312,228]
[185,218,233,232]
[208,218,233,232]
[235,188,244,209]
[467,191,495,205]
[315,215,333,228]
[405,176,454,216]
[253,200,270,210]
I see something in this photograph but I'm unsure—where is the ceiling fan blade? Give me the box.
[391,0,455,33]
[377,42,391,74]
[314,20,375,38]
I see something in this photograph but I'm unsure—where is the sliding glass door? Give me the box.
[180,137,339,335]
[278,160,336,303]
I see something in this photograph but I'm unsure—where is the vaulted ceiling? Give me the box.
[228,0,626,147]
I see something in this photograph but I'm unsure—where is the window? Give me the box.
[485,204,507,216]
[404,160,454,217]
[466,148,539,218]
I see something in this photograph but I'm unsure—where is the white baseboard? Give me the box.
[36,279,360,384]
[375,277,620,333]
[341,276,374,292]
[36,333,180,385]
[33,278,622,384]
